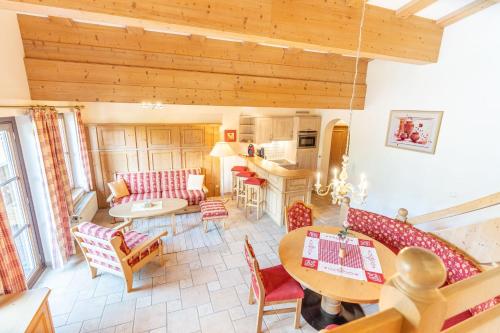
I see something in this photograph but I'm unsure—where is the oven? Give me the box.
[297,131,318,149]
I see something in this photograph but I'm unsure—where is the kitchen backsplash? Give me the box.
[260,141,287,160]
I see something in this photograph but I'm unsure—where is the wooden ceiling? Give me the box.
[19,15,367,108]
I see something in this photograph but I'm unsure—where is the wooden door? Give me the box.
[148,150,181,170]
[180,126,205,146]
[255,117,273,144]
[147,126,180,148]
[328,125,348,181]
[96,125,136,149]
[272,117,294,141]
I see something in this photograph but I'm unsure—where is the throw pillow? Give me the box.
[187,174,205,191]
[108,179,130,199]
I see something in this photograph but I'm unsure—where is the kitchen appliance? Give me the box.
[297,131,318,149]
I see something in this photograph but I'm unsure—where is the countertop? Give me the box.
[243,155,313,178]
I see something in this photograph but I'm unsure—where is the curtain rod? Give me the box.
[0,105,84,108]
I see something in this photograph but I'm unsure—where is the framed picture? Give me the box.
[386,110,443,154]
[224,129,237,142]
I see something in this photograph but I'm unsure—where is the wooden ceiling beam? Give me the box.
[396,0,437,19]
[437,0,500,27]
[4,0,443,63]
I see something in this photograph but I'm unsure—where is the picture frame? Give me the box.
[385,110,443,154]
[224,129,237,142]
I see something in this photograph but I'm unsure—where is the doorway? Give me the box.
[328,125,349,182]
[0,120,44,286]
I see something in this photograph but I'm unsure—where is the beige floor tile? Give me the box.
[222,253,246,269]
[232,315,262,333]
[152,281,181,304]
[166,300,182,313]
[55,322,82,333]
[217,268,244,288]
[199,311,235,333]
[115,321,134,333]
[210,287,241,312]
[122,278,153,301]
[197,303,214,317]
[228,305,247,321]
[49,292,79,316]
[66,296,106,324]
[191,266,218,285]
[80,318,100,332]
[180,285,211,308]
[167,307,200,333]
[164,264,192,283]
[133,303,167,333]
[100,299,136,329]
[199,252,224,267]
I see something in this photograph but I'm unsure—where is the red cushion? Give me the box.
[124,230,161,267]
[113,192,163,206]
[200,200,228,219]
[231,166,248,172]
[163,189,206,205]
[244,177,266,186]
[287,202,313,232]
[324,324,339,330]
[260,265,304,302]
[236,171,255,178]
[116,171,161,194]
[442,310,473,330]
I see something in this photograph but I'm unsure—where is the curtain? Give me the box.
[31,107,75,268]
[74,107,93,191]
[0,195,27,294]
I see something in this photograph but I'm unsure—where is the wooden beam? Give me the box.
[437,0,500,27]
[396,0,437,19]
[5,0,444,63]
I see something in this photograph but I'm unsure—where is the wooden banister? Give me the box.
[440,265,500,318]
[408,192,500,225]
[318,308,403,333]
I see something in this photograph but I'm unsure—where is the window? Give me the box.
[57,114,74,188]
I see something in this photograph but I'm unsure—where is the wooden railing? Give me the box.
[320,247,500,333]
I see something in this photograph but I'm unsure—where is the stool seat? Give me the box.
[244,177,266,186]
[236,171,256,178]
[231,166,249,172]
[199,200,229,232]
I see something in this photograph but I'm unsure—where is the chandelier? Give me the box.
[314,1,368,205]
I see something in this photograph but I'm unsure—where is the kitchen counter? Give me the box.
[243,155,313,226]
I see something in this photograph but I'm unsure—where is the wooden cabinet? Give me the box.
[265,183,284,224]
[272,117,294,141]
[296,148,318,170]
[87,123,220,207]
[297,116,321,132]
[255,117,273,144]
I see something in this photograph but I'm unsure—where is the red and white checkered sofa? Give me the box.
[347,208,500,330]
[108,168,207,207]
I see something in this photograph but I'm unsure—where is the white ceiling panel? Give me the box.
[368,0,482,20]
[367,0,409,11]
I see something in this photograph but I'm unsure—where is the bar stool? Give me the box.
[231,166,249,200]
[244,177,266,219]
[235,171,255,208]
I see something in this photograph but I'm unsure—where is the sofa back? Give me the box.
[115,168,202,194]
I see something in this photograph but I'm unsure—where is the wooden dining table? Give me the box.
[279,225,397,330]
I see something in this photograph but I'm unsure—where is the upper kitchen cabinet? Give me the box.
[255,117,273,144]
[297,117,321,132]
[272,117,294,141]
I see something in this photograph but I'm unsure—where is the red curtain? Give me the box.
[0,194,27,294]
[31,107,74,268]
[74,107,93,191]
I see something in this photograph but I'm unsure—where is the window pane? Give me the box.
[0,131,16,183]
[13,228,36,277]
[1,180,28,232]
[58,115,74,188]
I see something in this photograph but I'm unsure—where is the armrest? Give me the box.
[202,185,209,194]
[121,231,168,262]
[106,194,115,204]
[112,220,132,231]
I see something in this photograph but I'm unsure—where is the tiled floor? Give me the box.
[36,195,377,333]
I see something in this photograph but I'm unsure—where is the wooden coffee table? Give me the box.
[279,225,397,330]
[109,198,188,235]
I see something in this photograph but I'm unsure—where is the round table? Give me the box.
[109,198,188,235]
[279,225,397,330]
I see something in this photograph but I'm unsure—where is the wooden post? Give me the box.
[339,197,351,225]
[379,247,447,333]
[395,208,408,222]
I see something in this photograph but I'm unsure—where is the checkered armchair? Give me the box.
[71,221,167,292]
[286,201,313,233]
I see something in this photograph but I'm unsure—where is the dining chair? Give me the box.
[286,201,313,233]
[71,221,166,292]
[244,235,304,333]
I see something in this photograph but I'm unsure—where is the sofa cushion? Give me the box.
[124,230,161,267]
[113,192,163,206]
[200,200,228,220]
[162,189,206,205]
[107,179,130,199]
[160,168,201,191]
[116,171,161,194]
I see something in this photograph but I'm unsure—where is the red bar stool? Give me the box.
[235,171,255,208]
[231,166,249,200]
[244,177,266,219]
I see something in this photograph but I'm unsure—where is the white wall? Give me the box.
[348,6,500,220]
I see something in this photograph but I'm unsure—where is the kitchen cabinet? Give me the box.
[255,117,273,144]
[272,117,294,141]
[298,117,321,132]
[296,148,318,170]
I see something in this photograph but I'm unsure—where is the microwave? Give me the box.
[297,131,318,149]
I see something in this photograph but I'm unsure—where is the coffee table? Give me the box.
[109,198,188,235]
[279,225,397,330]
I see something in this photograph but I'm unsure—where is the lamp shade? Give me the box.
[210,141,235,157]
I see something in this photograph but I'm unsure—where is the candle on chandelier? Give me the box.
[316,171,320,186]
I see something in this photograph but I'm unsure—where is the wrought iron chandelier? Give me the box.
[314,1,368,205]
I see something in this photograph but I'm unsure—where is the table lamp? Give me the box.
[210,141,236,199]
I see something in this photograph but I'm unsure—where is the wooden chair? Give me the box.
[71,221,167,292]
[286,201,313,233]
[244,235,304,333]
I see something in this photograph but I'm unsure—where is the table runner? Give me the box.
[301,230,385,284]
